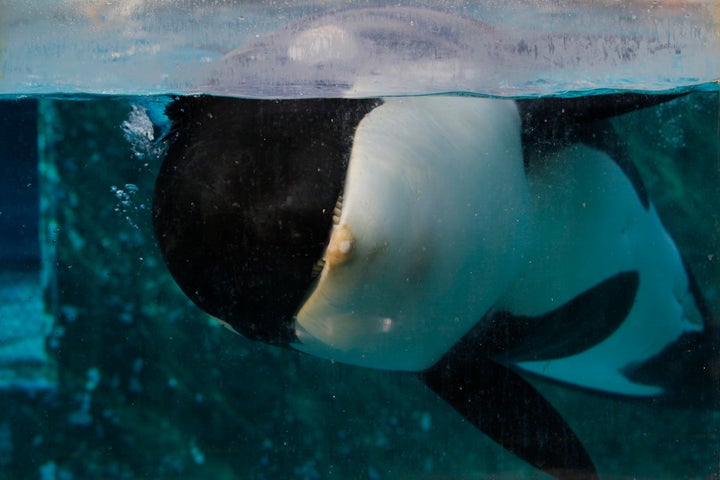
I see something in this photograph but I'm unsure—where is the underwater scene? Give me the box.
[0,87,717,480]
[1,2,720,480]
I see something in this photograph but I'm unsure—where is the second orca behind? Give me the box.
[152,93,716,479]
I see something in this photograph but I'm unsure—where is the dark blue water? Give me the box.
[0,89,717,479]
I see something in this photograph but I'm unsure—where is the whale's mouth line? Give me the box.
[311,193,345,279]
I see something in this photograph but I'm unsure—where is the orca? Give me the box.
[151,93,715,479]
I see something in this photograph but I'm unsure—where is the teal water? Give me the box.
[0,88,718,479]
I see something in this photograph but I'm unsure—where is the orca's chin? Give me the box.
[152,96,380,345]
[294,96,529,371]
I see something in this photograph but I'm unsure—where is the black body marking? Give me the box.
[516,93,685,139]
[422,353,598,479]
[622,257,718,408]
[517,93,683,210]
[622,328,720,409]
[478,271,639,363]
[153,96,381,344]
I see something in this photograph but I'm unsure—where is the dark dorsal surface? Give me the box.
[517,93,684,210]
